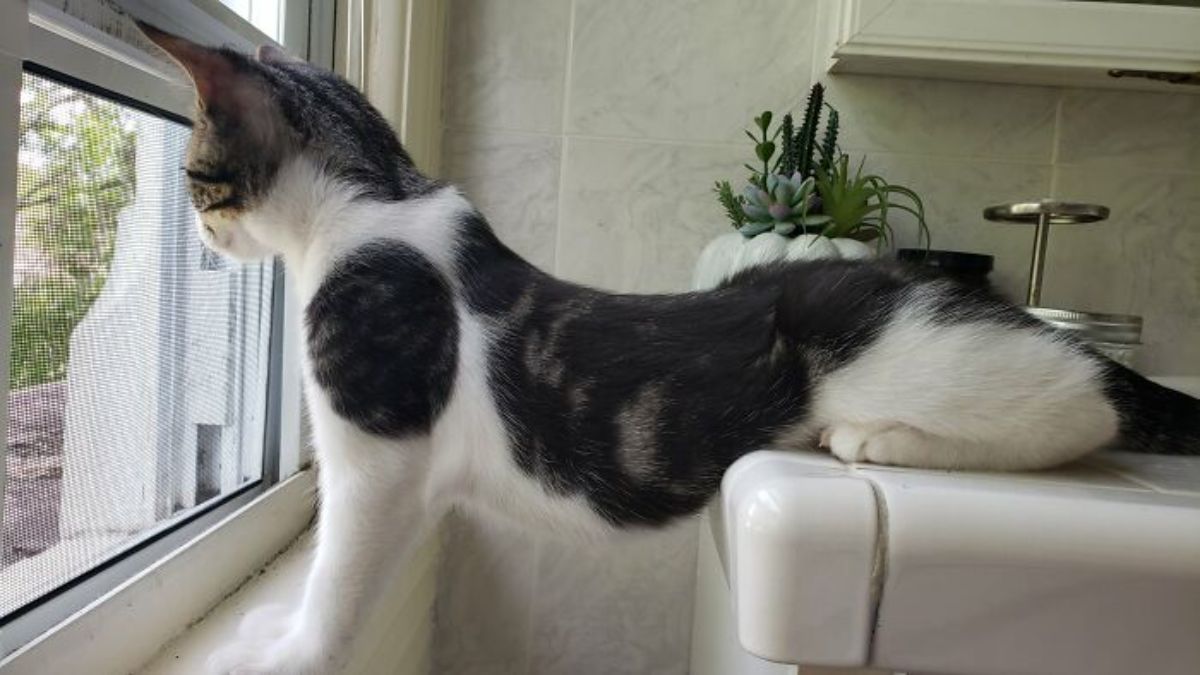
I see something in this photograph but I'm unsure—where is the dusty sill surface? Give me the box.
[138,534,316,674]
[138,531,437,675]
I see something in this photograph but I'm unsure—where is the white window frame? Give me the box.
[0,0,333,668]
[0,1,447,670]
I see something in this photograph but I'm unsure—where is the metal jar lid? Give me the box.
[1025,307,1142,345]
[983,200,1110,225]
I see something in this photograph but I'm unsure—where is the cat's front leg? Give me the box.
[208,439,434,674]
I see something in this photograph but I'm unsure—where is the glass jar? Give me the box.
[1025,307,1142,366]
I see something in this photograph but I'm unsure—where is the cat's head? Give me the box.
[139,23,427,260]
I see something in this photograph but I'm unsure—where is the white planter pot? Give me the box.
[692,231,876,290]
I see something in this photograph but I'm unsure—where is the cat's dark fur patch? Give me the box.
[455,215,936,526]
[306,242,459,437]
[255,57,437,201]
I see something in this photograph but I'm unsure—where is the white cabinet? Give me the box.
[826,0,1200,92]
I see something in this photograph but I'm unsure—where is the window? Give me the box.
[0,0,336,659]
[1,69,273,618]
[219,0,286,42]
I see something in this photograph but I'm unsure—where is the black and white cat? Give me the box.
[139,25,1200,675]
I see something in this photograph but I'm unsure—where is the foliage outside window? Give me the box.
[14,76,133,390]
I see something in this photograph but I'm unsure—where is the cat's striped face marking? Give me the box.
[139,24,430,261]
[141,25,302,259]
[181,102,290,259]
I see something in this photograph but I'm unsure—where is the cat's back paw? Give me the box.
[236,603,296,642]
[206,636,332,675]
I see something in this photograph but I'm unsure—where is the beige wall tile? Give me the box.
[443,129,562,272]
[1058,89,1200,173]
[434,513,541,675]
[557,137,745,292]
[444,0,573,133]
[826,75,1060,163]
[1044,167,1200,375]
[567,0,817,143]
[529,520,699,675]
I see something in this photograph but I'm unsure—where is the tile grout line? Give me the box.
[536,10,577,672]
[550,0,578,281]
[1047,90,1065,198]
[443,121,1192,175]
[521,536,543,675]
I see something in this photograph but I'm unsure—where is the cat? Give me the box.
[138,24,1200,675]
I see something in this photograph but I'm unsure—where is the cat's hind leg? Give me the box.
[812,317,1120,471]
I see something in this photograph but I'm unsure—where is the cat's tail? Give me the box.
[1102,361,1200,455]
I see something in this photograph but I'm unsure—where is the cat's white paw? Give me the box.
[825,423,930,465]
[237,603,296,642]
[859,425,938,467]
[206,606,342,675]
[825,425,872,463]
[827,423,946,468]
[818,427,833,448]
[206,630,333,675]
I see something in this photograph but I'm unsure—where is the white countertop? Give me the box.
[719,446,1200,675]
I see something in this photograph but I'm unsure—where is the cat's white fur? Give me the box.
[204,156,1118,673]
[813,301,1116,469]
[206,159,617,674]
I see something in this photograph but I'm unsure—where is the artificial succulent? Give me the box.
[737,172,829,237]
[713,83,929,249]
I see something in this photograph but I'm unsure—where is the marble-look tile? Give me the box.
[827,75,1060,163]
[556,137,745,292]
[433,513,541,675]
[444,0,572,133]
[529,519,699,675]
[1042,166,1200,375]
[853,153,1053,301]
[567,0,817,144]
[1057,88,1200,173]
[443,130,562,271]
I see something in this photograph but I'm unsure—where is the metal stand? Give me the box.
[983,200,1109,306]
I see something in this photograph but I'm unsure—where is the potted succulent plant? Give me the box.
[694,84,931,290]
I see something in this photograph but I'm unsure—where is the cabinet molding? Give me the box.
[830,0,1200,93]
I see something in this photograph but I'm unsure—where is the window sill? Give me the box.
[1,471,317,675]
[137,528,438,675]
[138,532,315,674]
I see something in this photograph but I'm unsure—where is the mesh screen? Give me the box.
[1,71,273,617]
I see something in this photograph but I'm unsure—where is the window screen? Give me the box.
[1,70,273,618]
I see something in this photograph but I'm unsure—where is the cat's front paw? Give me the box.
[206,605,342,675]
[206,631,334,675]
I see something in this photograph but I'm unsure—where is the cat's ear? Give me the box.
[137,21,256,114]
[256,44,302,65]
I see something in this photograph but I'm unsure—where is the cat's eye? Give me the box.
[184,168,234,184]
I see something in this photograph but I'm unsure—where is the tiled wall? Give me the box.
[434,0,1200,672]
